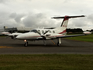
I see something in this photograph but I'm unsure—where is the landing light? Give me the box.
[24,40,27,42]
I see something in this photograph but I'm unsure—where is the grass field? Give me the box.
[0,54,93,70]
[66,34,93,42]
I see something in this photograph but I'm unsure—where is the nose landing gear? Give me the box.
[24,40,28,47]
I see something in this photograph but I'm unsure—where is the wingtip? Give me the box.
[81,15,85,17]
[83,31,92,35]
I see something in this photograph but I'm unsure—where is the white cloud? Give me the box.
[0,0,93,30]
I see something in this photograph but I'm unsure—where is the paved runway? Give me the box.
[0,37,93,54]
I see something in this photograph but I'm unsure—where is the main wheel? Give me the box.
[57,42,61,46]
[57,38,61,46]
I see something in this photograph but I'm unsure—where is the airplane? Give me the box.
[1,31,22,39]
[14,15,91,47]
[1,27,22,39]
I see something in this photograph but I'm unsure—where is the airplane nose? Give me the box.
[16,35,20,39]
[16,33,32,39]
[16,34,27,39]
[16,35,23,39]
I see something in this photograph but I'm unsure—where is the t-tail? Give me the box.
[53,15,85,35]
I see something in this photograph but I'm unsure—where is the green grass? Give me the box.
[66,34,93,42]
[0,54,93,70]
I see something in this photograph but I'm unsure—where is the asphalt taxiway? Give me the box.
[0,37,93,54]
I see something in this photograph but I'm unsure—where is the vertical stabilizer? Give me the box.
[52,15,85,34]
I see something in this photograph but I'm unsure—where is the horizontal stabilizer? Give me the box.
[52,15,85,19]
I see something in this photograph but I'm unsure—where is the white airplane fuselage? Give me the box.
[16,29,64,40]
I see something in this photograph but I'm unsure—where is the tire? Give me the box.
[24,42,28,47]
[57,42,61,46]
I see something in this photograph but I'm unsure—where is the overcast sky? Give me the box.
[0,0,93,30]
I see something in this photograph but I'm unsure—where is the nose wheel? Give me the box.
[24,42,28,47]
[24,40,28,47]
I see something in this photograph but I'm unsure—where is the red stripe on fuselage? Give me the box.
[59,30,66,34]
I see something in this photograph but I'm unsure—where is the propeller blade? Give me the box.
[43,30,49,35]
[36,30,49,40]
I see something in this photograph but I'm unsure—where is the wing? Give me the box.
[56,34,87,38]
[57,31,92,38]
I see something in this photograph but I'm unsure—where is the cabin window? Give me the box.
[38,30,40,33]
[31,30,37,33]
[53,31,55,33]
[49,30,51,33]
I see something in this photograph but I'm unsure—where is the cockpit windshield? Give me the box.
[30,29,38,33]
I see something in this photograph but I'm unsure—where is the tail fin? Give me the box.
[52,15,85,34]
[53,15,85,27]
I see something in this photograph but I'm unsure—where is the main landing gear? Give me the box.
[57,38,61,46]
[24,40,28,47]
[23,38,61,47]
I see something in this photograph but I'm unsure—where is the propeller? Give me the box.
[43,30,49,35]
[36,30,50,40]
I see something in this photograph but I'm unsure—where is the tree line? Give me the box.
[66,28,83,34]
